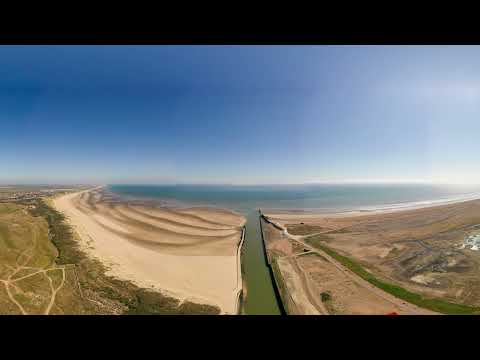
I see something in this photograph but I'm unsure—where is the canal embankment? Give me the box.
[258,209,287,315]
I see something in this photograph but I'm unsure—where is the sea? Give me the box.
[108,183,480,213]
[108,183,480,315]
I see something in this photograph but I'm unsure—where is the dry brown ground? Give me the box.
[261,215,430,314]
[296,253,409,315]
[261,218,325,314]
[266,199,480,307]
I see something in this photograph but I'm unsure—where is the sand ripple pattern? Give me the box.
[72,190,244,256]
[54,188,246,314]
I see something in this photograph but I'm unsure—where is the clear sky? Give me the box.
[2,45,480,185]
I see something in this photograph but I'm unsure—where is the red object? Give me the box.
[386,311,399,316]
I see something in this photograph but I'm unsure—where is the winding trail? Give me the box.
[289,256,328,314]
[1,223,69,315]
[44,268,66,315]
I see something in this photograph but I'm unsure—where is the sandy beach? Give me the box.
[53,188,246,314]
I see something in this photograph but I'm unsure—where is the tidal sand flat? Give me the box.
[264,198,480,314]
[54,188,246,314]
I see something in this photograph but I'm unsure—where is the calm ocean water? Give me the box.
[108,184,480,214]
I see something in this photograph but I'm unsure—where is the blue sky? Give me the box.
[1,45,480,185]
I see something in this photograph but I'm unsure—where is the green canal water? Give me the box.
[241,210,282,315]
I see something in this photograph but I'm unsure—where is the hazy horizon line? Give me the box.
[3,180,480,187]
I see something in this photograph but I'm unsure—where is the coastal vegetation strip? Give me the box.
[305,235,480,315]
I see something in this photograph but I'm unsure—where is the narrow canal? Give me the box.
[241,210,282,315]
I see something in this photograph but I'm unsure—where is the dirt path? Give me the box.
[267,218,437,315]
[289,256,328,314]
[44,268,66,315]
[1,223,69,315]
[299,238,435,314]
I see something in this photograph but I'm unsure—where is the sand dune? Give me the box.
[53,188,246,314]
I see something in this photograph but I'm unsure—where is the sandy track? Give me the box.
[53,188,246,314]
[276,257,324,314]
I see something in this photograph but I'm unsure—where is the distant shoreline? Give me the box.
[263,192,480,217]
[106,184,480,216]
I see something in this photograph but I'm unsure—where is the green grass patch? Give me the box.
[306,236,480,315]
[286,224,329,236]
[320,292,331,302]
[0,223,13,249]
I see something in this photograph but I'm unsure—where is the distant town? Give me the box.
[0,186,84,203]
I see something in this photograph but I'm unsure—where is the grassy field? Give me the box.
[0,202,74,314]
[306,235,480,315]
[0,198,220,314]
